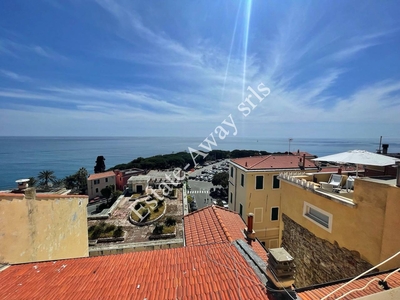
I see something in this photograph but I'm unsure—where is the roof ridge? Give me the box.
[183,204,212,218]
[249,155,272,169]
[212,206,233,243]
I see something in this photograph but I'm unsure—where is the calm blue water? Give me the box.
[0,136,399,190]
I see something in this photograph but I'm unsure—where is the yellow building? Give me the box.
[228,153,318,248]
[278,167,400,286]
[87,170,116,199]
[0,188,88,264]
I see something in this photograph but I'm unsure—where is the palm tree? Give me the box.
[28,177,37,187]
[38,170,57,189]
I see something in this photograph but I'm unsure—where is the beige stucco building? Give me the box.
[278,166,400,286]
[87,170,116,199]
[228,153,318,248]
[0,189,88,264]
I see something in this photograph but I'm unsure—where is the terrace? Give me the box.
[278,165,400,208]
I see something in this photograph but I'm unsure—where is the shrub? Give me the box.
[153,224,163,235]
[134,203,142,210]
[157,199,164,206]
[90,226,102,240]
[104,224,116,232]
[154,207,159,213]
[165,216,176,227]
[113,226,124,238]
[141,208,149,217]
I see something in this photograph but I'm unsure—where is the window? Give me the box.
[272,175,280,189]
[95,188,98,193]
[271,207,279,221]
[105,178,108,183]
[241,174,244,186]
[303,202,332,232]
[255,175,264,189]
[230,167,234,177]
[94,179,100,185]
[230,192,233,203]
[239,203,243,218]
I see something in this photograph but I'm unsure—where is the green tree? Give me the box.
[94,156,106,173]
[212,172,228,188]
[101,186,113,199]
[38,170,57,189]
[28,177,37,187]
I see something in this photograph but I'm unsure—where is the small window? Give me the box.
[230,192,233,203]
[95,188,98,193]
[271,207,279,221]
[273,175,280,189]
[105,178,108,183]
[239,203,243,218]
[230,167,234,177]
[241,174,244,187]
[256,175,264,189]
[303,202,332,232]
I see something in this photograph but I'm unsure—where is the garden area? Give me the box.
[88,222,124,240]
[130,197,165,223]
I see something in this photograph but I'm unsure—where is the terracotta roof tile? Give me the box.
[184,206,268,263]
[0,243,269,300]
[231,154,318,170]
[297,269,400,299]
[87,171,115,180]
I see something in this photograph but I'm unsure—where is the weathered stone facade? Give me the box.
[281,214,374,287]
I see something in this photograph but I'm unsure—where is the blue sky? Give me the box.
[0,0,400,139]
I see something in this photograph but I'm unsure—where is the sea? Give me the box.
[1,136,399,190]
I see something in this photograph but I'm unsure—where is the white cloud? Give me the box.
[0,70,32,82]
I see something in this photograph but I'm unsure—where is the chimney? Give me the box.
[24,187,36,200]
[266,248,296,289]
[382,144,389,155]
[245,162,248,167]
[396,161,400,188]
[244,213,255,245]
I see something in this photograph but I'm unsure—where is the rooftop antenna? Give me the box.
[288,138,293,155]
[377,136,383,154]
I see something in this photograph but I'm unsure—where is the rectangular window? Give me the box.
[272,175,280,189]
[254,208,263,223]
[271,207,279,221]
[241,174,244,187]
[239,203,243,218]
[230,167,234,177]
[255,176,264,189]
[94,179,100,185]
[105,178,108,183]
[95,188,98,193]
[303,202,332,232]
[230,192,233,203]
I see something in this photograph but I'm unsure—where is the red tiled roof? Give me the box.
[0,243,269,300]
[297,269,400,299]
[87,171,115,180]
[231,154,318,170]
[184,205,268,263]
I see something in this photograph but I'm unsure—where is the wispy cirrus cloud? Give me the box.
[0,69,32,82]
[0,38,67,61]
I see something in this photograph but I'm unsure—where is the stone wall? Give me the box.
[281,214,374,288]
